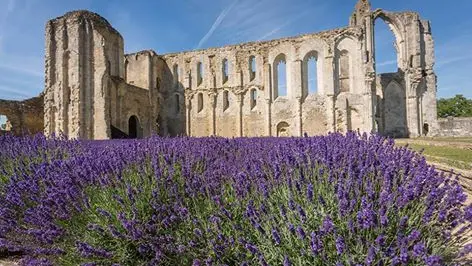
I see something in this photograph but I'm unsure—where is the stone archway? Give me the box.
[276,121,290,137]
[373,10,406,71]
[384,80,407,137]
[128,115,140,139]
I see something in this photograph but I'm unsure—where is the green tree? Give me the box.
[437,94,472,118]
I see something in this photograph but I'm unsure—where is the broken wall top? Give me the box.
[47,10,122,39]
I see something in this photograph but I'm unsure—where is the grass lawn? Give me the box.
[399,142,472,170]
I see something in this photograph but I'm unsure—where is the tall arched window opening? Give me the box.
[197,93,204,113]
[222,59,229,83]
[374,18,399,73]
[197,62,203,86]
[249,56,256,81]
[223,90,230,111]
[250,89,257,109]
[303,52,319,96]
[274,54,287,98]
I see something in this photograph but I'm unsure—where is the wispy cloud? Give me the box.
[0,85,34,98]
[196,0,239,49]
[376,60,397,67]
[0,62,43,78]
[258,9,311,41]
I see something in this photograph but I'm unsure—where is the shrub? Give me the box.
[0,133,471,265]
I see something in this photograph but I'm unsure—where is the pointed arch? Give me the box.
[222,59,229,83]
[302,51,320,96]
[273,53,287,99]
[249,56,256,81]
[383,80,407,137]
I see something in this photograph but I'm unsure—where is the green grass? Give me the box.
[402,143,472,170]
[411,137,472,144]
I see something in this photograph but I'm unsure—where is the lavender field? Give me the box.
[0,133,471,265]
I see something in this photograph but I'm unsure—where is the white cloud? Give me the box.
[0,85,34,98]
[196,0,239,49]
[376,60,397,67]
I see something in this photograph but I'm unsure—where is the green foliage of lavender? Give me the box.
[0,133,471,265]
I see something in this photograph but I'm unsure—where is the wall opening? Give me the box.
[250,88,257,109]
[274,54,287,98]
[128,115,140,139]
[173,64,179,86]
[337,50,351,93]
[249,56,256,81]
[276,121,290,137]
[374,18,400,73]
[197,62,203,86]
[223,90,230,111]
[197,93,204,113]
[423,123,429,136]
[175,94,180,114]
[156,77,161,92]
[303,51,319,96]
[222,59,229,84]
[384,80,407,137]
[0,114,11,131]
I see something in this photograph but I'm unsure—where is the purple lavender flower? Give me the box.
[335,236,345,255]
[283,255,292,266]
[272,228,281,245]
[321,216,334,234]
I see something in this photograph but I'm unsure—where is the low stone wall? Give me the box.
[436,117,472,137]
[0,94,44,136]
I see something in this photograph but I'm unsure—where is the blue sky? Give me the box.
[0,0,471,101]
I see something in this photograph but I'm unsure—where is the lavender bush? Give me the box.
[0,133,471,265]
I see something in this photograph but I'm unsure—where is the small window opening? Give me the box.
[250,89,257,109]
[223,90,230,111]
[197,93,204,113]
[222,59,229,83]
[249,56,256,81]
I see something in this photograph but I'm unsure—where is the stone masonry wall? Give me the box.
[42,1,439,139]
[0,94,44,135]
[435,117,472,137]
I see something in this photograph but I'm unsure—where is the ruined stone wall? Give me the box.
[435,117,472,137]
[44,11,124,140]
[0,94,44,135]
[160,26,367,137]
[43,1,440,139]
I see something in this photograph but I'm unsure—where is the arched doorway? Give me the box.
[373,13,404,73]
[0,114,11,132]
[276,121,290,137]
[128,115,140,139]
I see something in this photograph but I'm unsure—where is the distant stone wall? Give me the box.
[0,94,44,136]
[436,117,472,137]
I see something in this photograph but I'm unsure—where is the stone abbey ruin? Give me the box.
[3,0,454,139]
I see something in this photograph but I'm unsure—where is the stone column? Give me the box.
[324,54,336,132]
[296,96,303,136]
[292,60,303,99]
[237,93,243,137]
[263,63,272,136]
[210,93,216,136]
[185,96,192,136]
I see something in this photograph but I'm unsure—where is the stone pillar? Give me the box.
[296,96,303,136]
[185,96,192,136]
[237,93,243,137]
[263,63,272,136]
[292,60,303,99]
[324,54,336,132]
[210,93,216,136]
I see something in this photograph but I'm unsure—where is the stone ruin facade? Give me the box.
[43,0,438,139]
